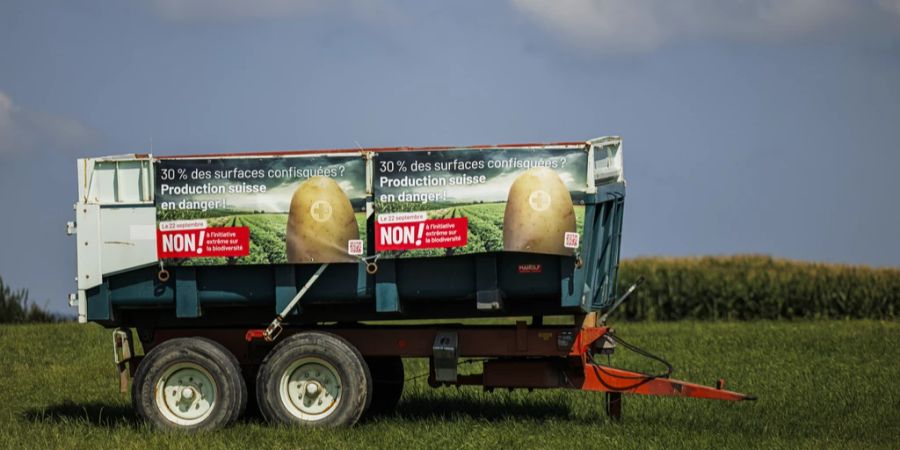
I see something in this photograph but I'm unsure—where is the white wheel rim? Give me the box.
[279,357,342,422]
[154,362,218,426]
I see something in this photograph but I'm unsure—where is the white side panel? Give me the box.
[73,156,154,322]
[76,204,102,290]
[99,206,158,276]
[115,161,143,203]
[589,137,624,184]
[91,162,118,203]
[86,158,153,204]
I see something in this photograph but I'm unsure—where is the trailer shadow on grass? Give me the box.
[23,402,139,427]
[22,396,585,428]
[364,395,577,424]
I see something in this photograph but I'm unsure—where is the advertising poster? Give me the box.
[155,154,367,265]
[374,147,588,259]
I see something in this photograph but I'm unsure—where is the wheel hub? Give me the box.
[280,358,342,421]
[154,364,218,426]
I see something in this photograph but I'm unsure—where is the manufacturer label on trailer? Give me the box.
[517,264,542,274]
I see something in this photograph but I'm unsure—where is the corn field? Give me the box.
[616,255,899,321]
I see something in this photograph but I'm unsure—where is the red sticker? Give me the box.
[518,264,542,274]
[375,218,468,251]
[564,232,580,249]
[157,227,250,258]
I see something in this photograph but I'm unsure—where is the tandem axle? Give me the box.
[112,318,754,430]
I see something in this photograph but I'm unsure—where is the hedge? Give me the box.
[0,276,58,324]
[614,255,899,320]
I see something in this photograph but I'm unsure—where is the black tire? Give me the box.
[131,337,246,431]
[194,337,248,424]
[256,331,370,427]
[240,364,263,420]
[364,356,404,417]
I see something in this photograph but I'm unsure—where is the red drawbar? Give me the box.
[572,327,755,401]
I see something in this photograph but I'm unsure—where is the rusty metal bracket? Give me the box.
[112,328,135,394]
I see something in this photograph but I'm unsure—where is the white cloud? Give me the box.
[0,90,98,160]
[510,0,900,53]
[148,0,400,22]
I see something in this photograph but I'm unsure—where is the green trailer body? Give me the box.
[71,138,626,329]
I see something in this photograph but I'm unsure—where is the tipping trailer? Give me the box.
[68,137,753,430]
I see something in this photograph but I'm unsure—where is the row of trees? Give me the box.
[0,276,58,323]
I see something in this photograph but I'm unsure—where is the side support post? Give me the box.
[86,280,114,322]
[274,265,298,315]
[375,259,401,313]
[476,254,502,310]
[606,392,622,420]
[175,267,200,318]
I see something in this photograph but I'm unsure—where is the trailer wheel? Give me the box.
[256,332,370,427]
[364,357,404,416]
[132,338,246,431]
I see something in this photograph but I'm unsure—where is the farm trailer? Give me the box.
[68,137,753,430]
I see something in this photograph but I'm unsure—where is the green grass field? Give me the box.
[1,321,898,449]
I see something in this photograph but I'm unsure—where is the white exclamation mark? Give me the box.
[197,230,205,254]
[415,223,424,246]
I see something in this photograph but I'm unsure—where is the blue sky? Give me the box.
[1,1,899,313]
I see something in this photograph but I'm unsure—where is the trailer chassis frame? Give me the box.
[126,321,753,420]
